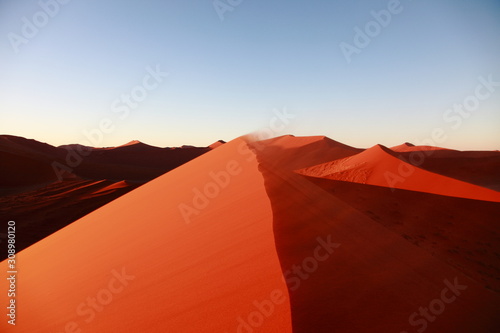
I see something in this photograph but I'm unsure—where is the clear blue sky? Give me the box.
[1,0,499,149]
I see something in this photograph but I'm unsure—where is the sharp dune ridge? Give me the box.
[1,134,499,332]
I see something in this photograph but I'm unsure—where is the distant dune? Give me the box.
[0,134,498,332]
[209,139,226,149]
[391,145,500,191]
[390,142,452,152]
[297,144,500,202]
[0,135,218,191]
[255,135,362,170]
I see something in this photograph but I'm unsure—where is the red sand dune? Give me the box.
[303,177,500,292]
[0,135,219,258]
[0,138,292,332]
[254,141,500,332]
[100,140,163,151]
[391,146,500,191]
[390,142,453,153]
[0,150,61,189]
[0,136,69,191]
[1,135,499,332]
[298,144,500,202]
[0,135,216,192]
[0,179,141,259]
[0,135,64,157]
[209,140,226,149]
[116,140,145,147]
[391,142,500,158]
[253,134,362,170]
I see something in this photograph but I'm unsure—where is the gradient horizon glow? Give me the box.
[1,0,499,150]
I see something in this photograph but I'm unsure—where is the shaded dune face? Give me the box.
[303,177,500,293]
[251,137,500,333]
[0,150,58,187]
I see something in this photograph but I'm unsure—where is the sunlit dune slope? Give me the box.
[0,138,291,333]
[0,135,218,257]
